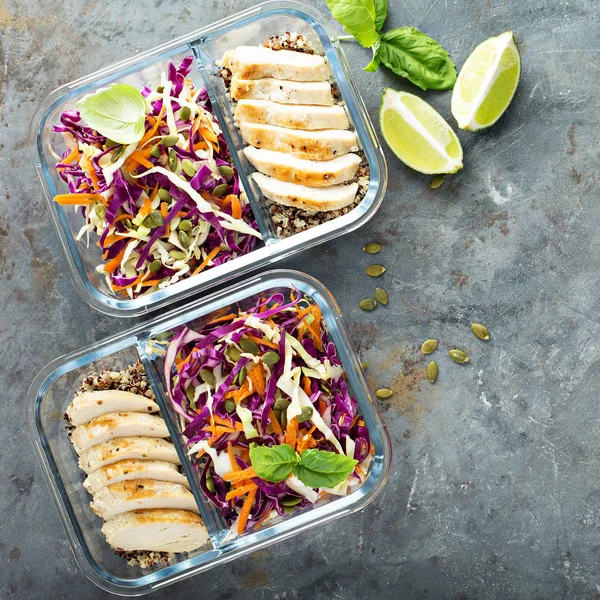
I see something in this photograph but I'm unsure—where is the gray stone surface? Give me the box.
[1,0,599,597]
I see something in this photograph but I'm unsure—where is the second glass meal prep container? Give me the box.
[30,0,387,317]
[27,270,392,595]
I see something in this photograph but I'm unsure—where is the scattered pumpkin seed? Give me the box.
[421,339,438,355]
[430,175,445,189]
[218,165,235,178]
[186,385,195,402]
[320,382,332,395]
[170,249,187,260]
[374,287,388,305]
[105,139,118,149]
[157,189,172,201]
[161,135,179,147]
[168,149,179,172]
[238,366,247,385]
[156,85,164,93]
[426,361,438,383]
[281,495,303,507]
[279,408,288,429]
[262,351,280,365]
[149,145,161,158]
[199,368,216,387]
[149,259,162,273]
[178,229,192,249]
[95,205,107,219]
[213,183,228,197]
[298,406,314,422]
[361,361,368,370]
[111,145,125,163]
[178,219,193,232]
[363,242,382,254]
[181,159,197,178]
[376,388,393,399]
[283,505,295,514]
[240,338,259,354]
[366,264,386,277]
[143,210,164,229]
[448,349,469,364]
[471,322,490,341]
[179,106,191,121]
[205,476,215,493]
[227,347,242,363]
[224,399,236,414]
[274,397,291,411]
[359,298,377,311]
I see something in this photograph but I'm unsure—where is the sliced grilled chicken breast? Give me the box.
[102,509,209,553]
[66,390,160,426]
[222,46,329,81]
[240,122,358,161]
[231,77,334,106]
[91,479,199,520]
[71,412,169,455]
[234,100,349,130]
[79,437,180,474]
[83,459,190,494]
[252,173,358,212]
[244,147,361,187]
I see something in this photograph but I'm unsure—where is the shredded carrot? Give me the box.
[225,483,257,501]
[219,195,232,208]
[230,195,242,219]
[318,399,327,416]
[160,202,168,218]
[110,213,134,226]
[127,150,154,170]
[191,246,220,276]
[208,313,237,325]
[227,442,239,473]
[140,105,166,145]
[237,487,257,535]
[268,409,283,435]
[302,376,312,397]
[246,334,279,350]
[213,415,234,428]
[104,247,127,275]
[203,425,236,435]
[285,417,298,451]
[54,193,103,205]
[223,466,256,483]
[240,447,250,464]
[193,140,208,151]
[56,147,80,167]
[296,425,317,454]
[209,416,216,437]
[195,449,206,459]
[369,443,375,454]
[247,364,265,398]
[355,464,365,477]
[111,272,158,292]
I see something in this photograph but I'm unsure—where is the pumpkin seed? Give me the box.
[218,165,235,178]
[178,229,192,249]
[262,351,280,365]
[95,205,107,219]
[298,406,314,422]
[224,399,236,414]
[227,347,242,363]
[366,264,386,277]
[170,249,186,260]
[168,149,178,171]
[205,476,215,493]
[471,322,490,341]
[281,495,303,507]
[430,175,445,189]
[105,139,118,149]
[320,382,332,395]
[448,349,469,364]
[240,338,259,354]
[374,287,388,305]
[283,505,295,514]
[179,106,191,121]
[111,145,125,163]
[161,135,179,147]
[359,298,377,311]
[186,385,195,402]
[376,388,393,399]
[143,210,164,229]
[213,183,228,197]
[178,219,193,232]
[182,159,197,177]
[156,86,164,94]
[122,218,133,229]
[421,339,438,355]
[238,366,247,386]
[199,368,216,387]
[426,361,438,383]
[279,408,287,429]
[363,242,382,254]
[149,145,161,158]
[274,397,291,411]
[360,361,368,370]
[157,188,172,201]
[149,259,162,273]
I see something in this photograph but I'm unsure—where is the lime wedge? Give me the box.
[451,31,521,131]
[379,88,463,175]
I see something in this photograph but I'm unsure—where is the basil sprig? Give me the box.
[326,0,456,90]
[249,443,358,489]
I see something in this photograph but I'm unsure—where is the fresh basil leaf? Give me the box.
[378,27,457,90]
[326,0,378,49]
[293,449,358,489]
[249,443,298,483]
[76,83,147,144]
[373,0,388,31]
[364,47,381,72]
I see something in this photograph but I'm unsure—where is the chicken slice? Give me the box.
[70,412,169,455]
[230,77,334,106]
[102,509,209,553]
[252,173,358,212]
[83,459,190,494]
[90,479,199,520]
[239,122,358,161]
[66,390,160,426]
[221,46,329,81]
[234,100,349,130]
[244,147,361,187]
[78,437,180,474]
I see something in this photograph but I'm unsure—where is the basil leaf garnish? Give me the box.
[326,0,378,48]
[292,449,358,489]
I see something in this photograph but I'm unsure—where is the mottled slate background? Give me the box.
[1,0,599,598]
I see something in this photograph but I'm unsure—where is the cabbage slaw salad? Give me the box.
[51,57,261,298]
[162,290,373,535]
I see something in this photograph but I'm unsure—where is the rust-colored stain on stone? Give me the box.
[242,569,269,588]
[451,270,469,288]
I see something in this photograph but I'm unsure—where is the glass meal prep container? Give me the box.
[27,270,391,595]
[30,0,387,318]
